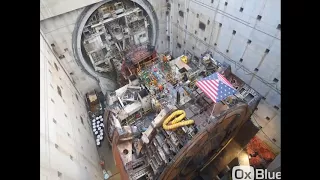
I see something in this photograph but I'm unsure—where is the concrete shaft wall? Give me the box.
[40,32,103,180]
[169,0,280,154]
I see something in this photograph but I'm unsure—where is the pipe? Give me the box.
[162,110,194,130]
[176,91,180,105]
[118,96,125,108]
[127,86,141,90]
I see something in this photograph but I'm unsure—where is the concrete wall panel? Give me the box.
[242,0,266,19]
[250,29,275,49]
[255,21,279,39]
[41,8,100,94]
[40,32,103,180]
[250,77,270,97]
[260,0,281,27]
[256,52,280,82]
[216,27,232,53]
[265,89,280,107]
[241,48,262,73]
[40,0,103,20]
[228,36,246,60]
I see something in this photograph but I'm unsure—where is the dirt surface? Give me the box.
[97,137,121,180]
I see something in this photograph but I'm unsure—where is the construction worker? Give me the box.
[100,160,105,169]
[158,84,163,91]
[163,55,168,63]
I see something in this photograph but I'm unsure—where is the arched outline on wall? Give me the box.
[72,0,159,81]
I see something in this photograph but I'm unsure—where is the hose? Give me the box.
[162,110,195,130]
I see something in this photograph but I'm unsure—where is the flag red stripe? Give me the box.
[217,73,234,88]
[197,81,217,101]
[202,80,218,96]
[196,82,217,103]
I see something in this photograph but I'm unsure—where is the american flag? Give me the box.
[196,72,236,103]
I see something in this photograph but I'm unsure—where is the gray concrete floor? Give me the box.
[97,139,121,180]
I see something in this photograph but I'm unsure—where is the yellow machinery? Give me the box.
[162,110,194,130]
[180,55,188,64]
[151,79,157,86]
[150,75,157,86]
